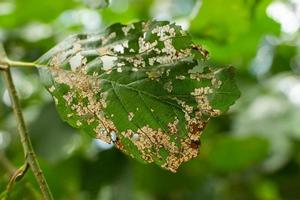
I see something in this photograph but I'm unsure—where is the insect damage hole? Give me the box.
[101,55,117,71]
[131,133,139,141]
[69,53,84,71]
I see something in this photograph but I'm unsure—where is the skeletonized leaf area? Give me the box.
[37,20,240,172]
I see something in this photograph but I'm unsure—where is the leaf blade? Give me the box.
[37,20,240,172]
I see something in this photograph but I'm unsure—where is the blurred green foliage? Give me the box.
[0,0,299,200]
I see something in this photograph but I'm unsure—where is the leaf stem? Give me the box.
[0,44,54,200]
[5,59,38,68]
[0,48,37,68]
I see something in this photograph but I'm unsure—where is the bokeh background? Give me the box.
[0,0,300,199]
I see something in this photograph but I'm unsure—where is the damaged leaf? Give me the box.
[36,20,240,172]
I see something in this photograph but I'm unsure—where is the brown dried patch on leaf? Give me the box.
[189,121,206,135]
[191,44,210,59]
[116,123,204,173]
[167,117,179,135]
[49,64,116,144]
[191,87,221,117]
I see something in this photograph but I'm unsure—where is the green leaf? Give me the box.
[190,0,280,65]
[36,20,240,172]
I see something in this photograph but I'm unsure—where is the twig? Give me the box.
[0,151,41,200]
[0,43,54,200]
[5,162,29,199]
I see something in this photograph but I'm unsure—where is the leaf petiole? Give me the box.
[3,58,37,68]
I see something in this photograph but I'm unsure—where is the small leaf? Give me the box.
[36,20,240,172]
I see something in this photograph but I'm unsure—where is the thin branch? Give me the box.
[0,43,54,200]
[0,151,41,200]
[5,162,29,199]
